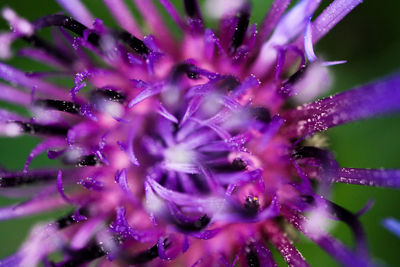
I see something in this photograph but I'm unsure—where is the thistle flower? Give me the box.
[0,0,399,266]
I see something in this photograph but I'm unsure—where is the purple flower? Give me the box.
[0,0,399,266]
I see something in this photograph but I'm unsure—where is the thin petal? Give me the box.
[310,0,362,45]
[263,220,310,267]
[334,168,400,188]
[283,74,400,137]
[56,0,94,27]
[382,218,400,238]
[282,206,375,267]
[103,0,142,37]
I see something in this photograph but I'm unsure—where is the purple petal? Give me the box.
[56,0,94,27]
[128,82,162,108]
[132,0,175,51]
[382,218,400,238]
[110,206,157,242]
[0,83,30,105]
[304,18,346,66]
[103,0,142,37]
[146,178,224,212]
[0,253,22,266]
[282,206,376,267]
[256,0,291,45]
[158,0,186,30]
[0,32,17,59]
[264,221,310,267]
[310,0,362,45]
[284,74,400,137]
[78,177,104,191]
[304,17,317,62]
[115,168,129,193]
[190,228,220,240]
[18,48,68,68]
[57,170,74,204]
[2,7,34,35]
[115,169,140,205]
[0,62,67,97]
[24,138,65,173]
[157,102,179,124]
[253,241,278,267]
[334,168,400,188]
[251,0,321,75]
[0,195,66,221]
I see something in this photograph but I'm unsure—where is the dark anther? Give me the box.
[301,195,315,204]
[34,99,81,114]
[33,15,151,56]
[232,158,247,171]
[125,240,171,264]
[215,76,241,92]
[184,0,201,19]
[75,155,100,167]
[91,89,126,104]
[170,63,199,84]
[34,15,100,46]
[230,3,251,53]
[56,241,107,267]
[245,245,260,267]
[292,146,321,160]
[250,107,271,123]
[211,158,247,172]
[0,172,55,188]
[174,214,211,232]
[56,208,89,229]
[12,121,69,136]
[186,70,200,80]
[281,64,307,90]
[244,196,260,215]
[328,201,366,252]
[22,35,74,65]
[115,30,150,56]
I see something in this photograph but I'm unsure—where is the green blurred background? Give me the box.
[0,0,399,266]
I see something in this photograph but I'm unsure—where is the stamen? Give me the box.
[124,244,158,264]
[183,0,201,19]
[174,214,211,232]
[245,245,260,267]
[34,99,81,114]
[244,196,260,215]
[232,158,247,170]
[91,89,126,103]
[56,241,107,267]
[116,30,150,56]
[34,14,100,46]
[230,3,251,53]
[250,107,271,123]
[56,208,89,229]
[74,155,100,167]
[215,76,240,92]
[170,63,200,84]
[279,64,307,96]
[0,172,55,188]
[12,121,69,136]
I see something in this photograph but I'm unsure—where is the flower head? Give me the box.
[0,0,399,266]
